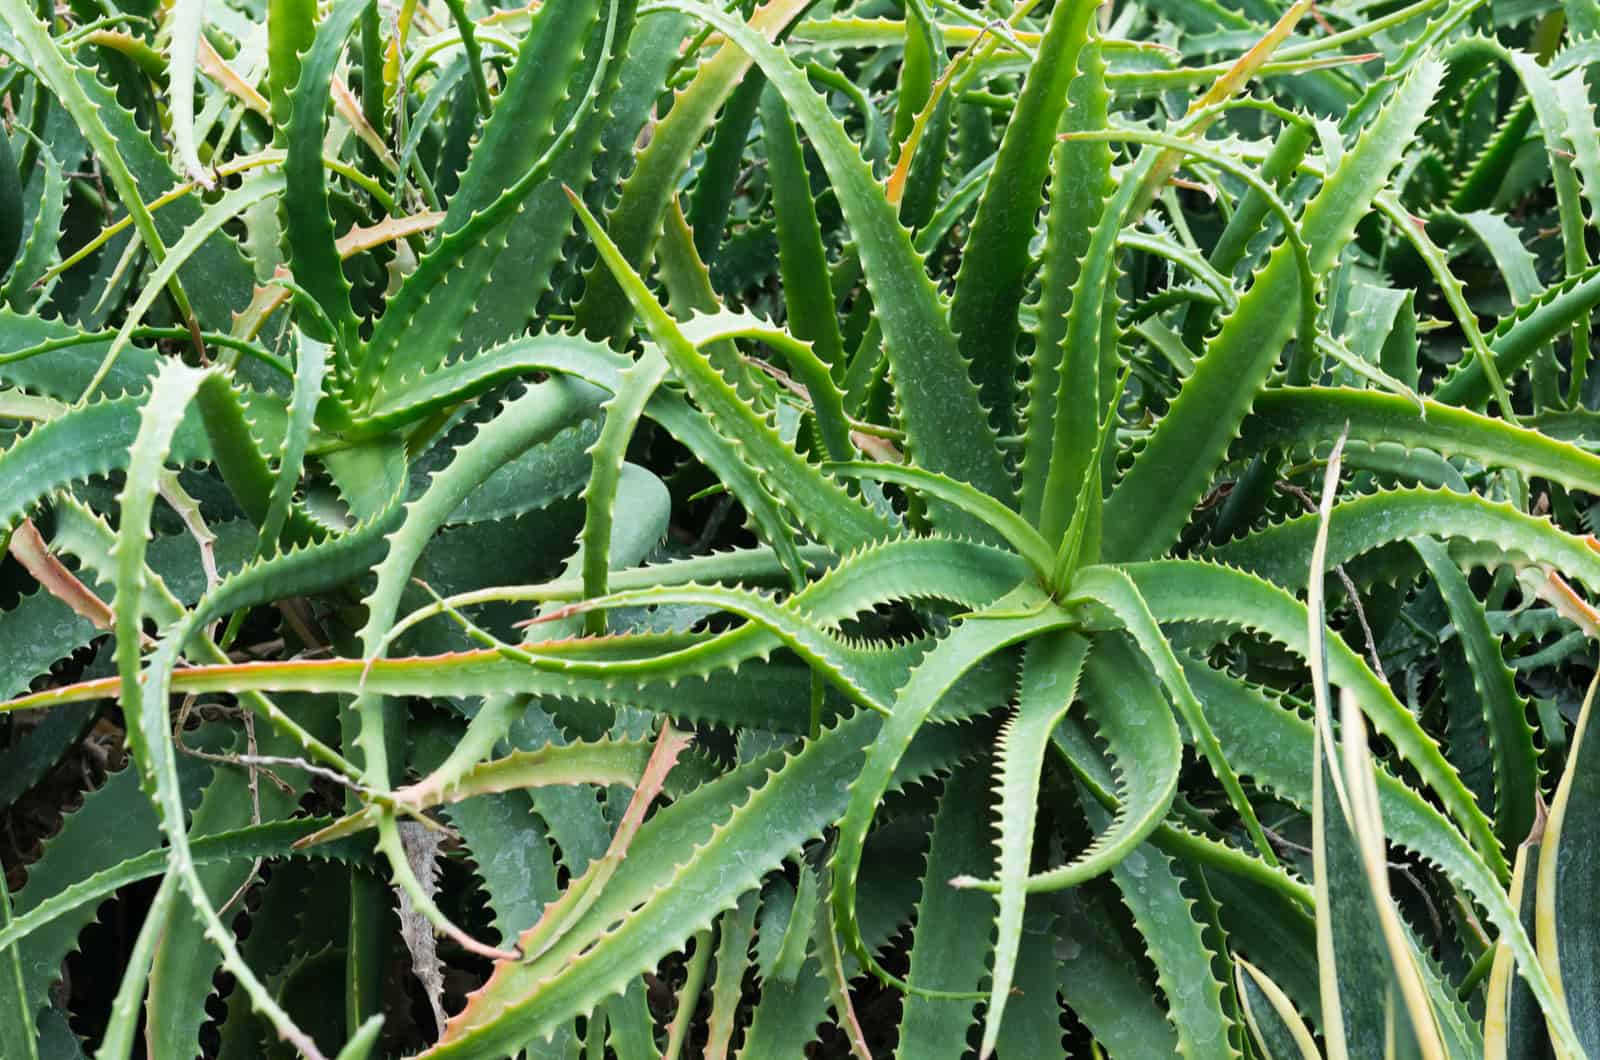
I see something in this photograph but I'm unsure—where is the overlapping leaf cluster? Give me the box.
[4,0,1600,1054]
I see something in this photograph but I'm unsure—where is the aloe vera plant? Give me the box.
[9,0,1600,1054]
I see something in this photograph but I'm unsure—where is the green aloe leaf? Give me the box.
[0,137,63,311]
[897,761,992,1058]
[281,0,369,353]
[830,586,1067,998]
[1104,56,1443,561]
[4,765,160,1040]
[1083,794,1237,1060]
[1536,675,1600,1057]
[0,0,253,332]
[0,128,22,278]
[949,0,1097,434]
[1433,264,1600,408]
[366,0,623,382]
[968,631,1088,1057]
[1214,487,1600,602]
[1413,537,1538,851]
[568,188,888,556]
[1042,633,1182,895]
[661,0,1012,536]
[422,710,883,1057]
[1241,387,1600,495]
[574,0,810,331]
[760,86,845,374]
